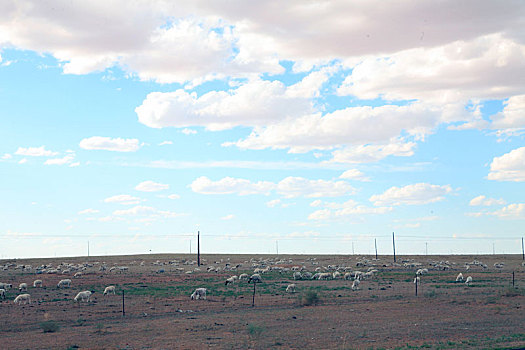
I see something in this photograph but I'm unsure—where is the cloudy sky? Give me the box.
[1,1,524,258]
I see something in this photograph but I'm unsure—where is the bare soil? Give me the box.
[1,254,524,349]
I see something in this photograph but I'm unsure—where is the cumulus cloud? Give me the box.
[221,214,235,220]
[113,205,156,216]
[104,194,142,205]
[15,146,58,157]
[370,183,453,206]
[44,153,75,165]
[190,176,275,195]
[18,158,27,164]
[266,199,282,208]
[181,128,197,135]
[113,205,184,219]
[2,153,12,159]
[308,199,392,220]
[490,203,525,218]
[158,141,173,146]
[339,169,370,182]
[79,136,141,152]
[190,176,354,198]
[488,147,525,182]
[469,195,506,206]
[167,194,181,200]
[135,181,170,192]
[490,95,525,132]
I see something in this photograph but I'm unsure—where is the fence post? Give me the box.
[415,279,418,296]
[252,282,256,307]
[375,238,378,259]
[392,232,396,263]
[122,290,125,317]
[512,271,515,288]
[197,231,200,267]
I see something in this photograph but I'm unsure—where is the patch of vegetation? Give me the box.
[300,290,320,306]
[502,287,525,297]
[247,323,265,338]
[423,290,437,298]
[39,320,60,333]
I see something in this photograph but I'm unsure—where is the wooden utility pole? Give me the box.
[197,231,201,267]
[352,242,354,255]
[374,239,378,259]
[252,282,256,307]
[276,241,279,255]
[392,232,396,263]
[122,290,125,317]
[87,241,90,258]
[522,237,524,260]
[415,279,418,296]
[512,271,515,287]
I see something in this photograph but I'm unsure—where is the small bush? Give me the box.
[423,290,437,298]
[503,287,525,297]
[247,323,265,338]
[301,290,320,306]
[40,320,60,333]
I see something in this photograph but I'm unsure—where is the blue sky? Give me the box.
[1,1,525,258]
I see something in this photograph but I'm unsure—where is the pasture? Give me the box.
[1,254,524,349]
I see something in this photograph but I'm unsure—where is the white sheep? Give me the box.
[465,276,473,286]
[0,288,5,299]
[33,279,43,288]
[74,272,83,278]
[248,274,262,283]
[414,276,421,284]
[293,271,302,280]
[351,279,360,290]
[344,272,353,280]
[74,290,94,303]
[239,273,249,281]
[14,293,31,305]
[57,279,71,288]
[285,283,296,293]
[332,271,341,279]
[416,268,428,275]
[103,285,116,295]
[318,272,332,280]
[190,288,207,300]
[18,283,28,292]
[0,282,12,290]
[225,276,238,285]
[456,273,464,282]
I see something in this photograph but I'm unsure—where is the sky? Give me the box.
[1,1,525,258]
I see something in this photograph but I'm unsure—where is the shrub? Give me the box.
[40,320,60,333]
[301,290,320,306]
[247,323,265,338]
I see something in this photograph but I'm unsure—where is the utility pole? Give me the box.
[189,240,192,254]
[493,243,495,255]
[392,232,396,263]
[352,242,355,255]
[522,237,524,260]
[374,239,378,259]
[276,240,279,255]
[87,241,90,258]
[197,231,200,267]
[425,242,428,256]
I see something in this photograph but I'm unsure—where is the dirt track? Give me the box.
[1,254,524,349]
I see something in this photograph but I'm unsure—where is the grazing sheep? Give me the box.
[0,282,12,290]
[57,279,71,288]
[225,276,238,285]
[74,272,83,278]
[18,283,28,292]
[239,273,249,281]
[416,268,428,275]
[344,272,353,280]
[190,288,207,300]
[456,273,464,282]
[465,276,473,286]
[33,279,43,288]
[74,290,94,303]
[351,279,360,290]
[103,286,116,295]
[293,271,302,280]
[354,271,363,280]
[248,274,262,284]
[318,272,332,280]
[332,271,341,279]
[302,272,312,279]
[285,284,296,293]
[14,294,31,305]
[0,288,5,299]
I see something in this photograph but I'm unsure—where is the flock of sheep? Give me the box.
[1,256,522,309]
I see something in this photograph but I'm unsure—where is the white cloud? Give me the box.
[469,195,506,206]
[158,141,173,146]
[44,153,75,165]
[78,208,99,215]
[370,183,452,206]
[330,139,416,164]
[135,180,169,192]
[2,153,12,159]
[190,176,274,195]
[488,147,525,182]
[339,169,370,182]
[266,199,281,208]
[15,146,58,157]
[490,203,525,219]
[190,176,354,198]
[276,177,355,198]
[308,199,392,220]
[18,158,27,164]
[221,214,235,220]
[136,77,319,131]
[104,194,142,205]
[79,136,141,152]
[181,128,197,135]
[168,194,181,200]
[490,95,525,131]
[113,205,156,216]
